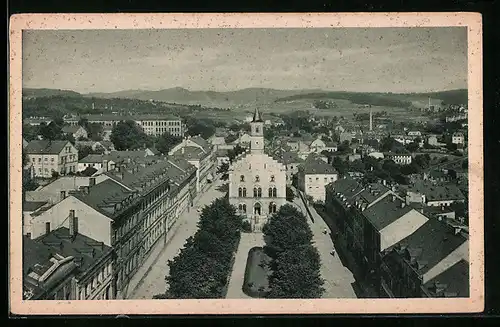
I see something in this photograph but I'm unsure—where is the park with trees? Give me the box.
[241,204,324,299]
[153,198,243,299]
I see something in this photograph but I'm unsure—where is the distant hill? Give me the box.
[23,88,82,98]
[274,89,468,107]
[22,87,468,109]
[86,87,323,108]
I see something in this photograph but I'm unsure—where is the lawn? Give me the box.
[242,247,272,298]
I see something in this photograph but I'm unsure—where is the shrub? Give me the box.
[241,220,252,233]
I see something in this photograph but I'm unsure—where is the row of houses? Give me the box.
[323,177,468,298]
[22,136,217,300]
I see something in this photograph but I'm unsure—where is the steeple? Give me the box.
[252,107,263,123]
[250,107,264,153]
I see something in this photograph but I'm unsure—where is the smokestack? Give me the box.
[69,210,78,237]
[369,107,373,131]
[89,177,96,187]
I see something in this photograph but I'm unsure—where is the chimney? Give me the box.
[83,186,90,194]
[383,180,387,186]
[60,190,66,201]
[182,147,185,154]
[89,177,96,187]
[69,210,78,237]
[401,202,406,208]
[103,159,108,172]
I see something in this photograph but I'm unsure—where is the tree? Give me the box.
[110,120,150,150]
[405,141,419,153]
[39,121,63,141]
[262,204,324,298]
[23,124,40,141]
[227,144,246,162]
[156,132,182,155]
[217,162,229,175]
[158,198,242,299]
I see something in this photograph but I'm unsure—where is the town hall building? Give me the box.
[228,108,287,232]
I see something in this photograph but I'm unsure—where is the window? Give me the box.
[255,176,260,182]
[253,188,258,198]
[38,158,41,163]
[268,202,277,214]
[268,187,273,197]
[32,158,35,162]
[238,187,243,197]
[272,187,277,197]
[324,177,328,183]
[45,222,51,234]
[242,187,247,197]
[270,175,275,182]
[242,204,247,213]
[44,157,48,161]
[240,175,245,182]
[257,187,262,198]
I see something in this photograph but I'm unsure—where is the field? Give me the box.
[194,97,432,124]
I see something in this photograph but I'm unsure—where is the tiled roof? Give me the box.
[268,150,304,165]
[84,114,181,121]
[190,136,211,152]
[35,227,112,279]
[23,201,48,212]
[361,194,414,231]
[327,177,361,195]
[62,125,84,134]
[104,150,149,163]
[301,153,337,175]
[72,179,139,219]
[80,166,98,177]
[408,181,465,202]
[25,140,71,155]
[79,154,105,164]
[354,183,391,205]
[423,259,469,297]
[23,236,78,299]
[172,146,206,160]
[391,218,468,276]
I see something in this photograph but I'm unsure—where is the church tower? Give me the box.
[250,107,265,153]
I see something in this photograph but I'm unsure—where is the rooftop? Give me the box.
[79,154,105,164]
[172,146,207,161]
[390,218,468,276]
[301,153,338,175]
[23,236,78,299]
[25,140,71,155]
[407,181,465,202]
[361,194,414,231]
[23,201,48,212]
[82,114,181,122]
[71,179,140,219]
[423,259,469,297]
[35,227,112,279]
[62,125,85,134]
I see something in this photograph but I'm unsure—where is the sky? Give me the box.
[22,27,468,94]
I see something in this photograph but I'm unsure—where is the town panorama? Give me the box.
[21,27,469,300]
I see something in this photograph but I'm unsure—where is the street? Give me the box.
[128,178,227,299]
[292,193,358,299]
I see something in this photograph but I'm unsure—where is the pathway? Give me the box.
[225,232,264,299]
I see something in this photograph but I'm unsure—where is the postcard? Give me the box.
[9,12,483,315]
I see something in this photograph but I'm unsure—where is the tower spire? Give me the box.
[252,107,263,122]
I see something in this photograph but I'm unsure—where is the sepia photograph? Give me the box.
[9,13,483,315]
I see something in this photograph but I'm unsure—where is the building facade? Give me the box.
[297,153,338,203]
[24,140,79,178]
[228,108,287,232]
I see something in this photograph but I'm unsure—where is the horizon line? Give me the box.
[22,85,468,95]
